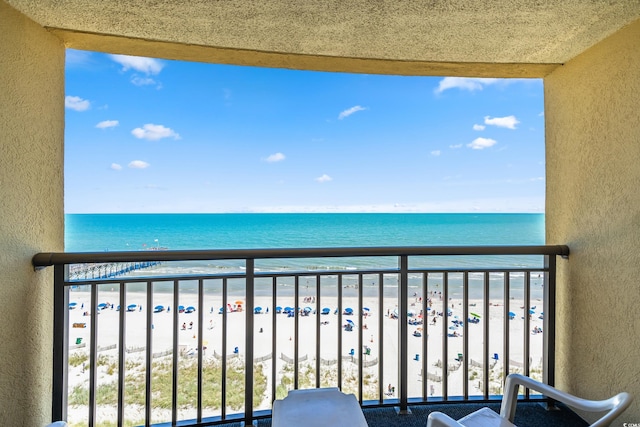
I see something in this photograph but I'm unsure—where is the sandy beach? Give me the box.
[65,288,545,424]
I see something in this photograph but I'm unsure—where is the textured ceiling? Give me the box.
[6,0,640,77]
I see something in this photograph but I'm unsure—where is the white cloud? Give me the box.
[431,150,441,156]
[131,124,180,141]
[96,120,119,129]
[65,96,90,111]
[484,115,520,129]
[128,160,150,169]
[473,124,485,131]
[338,105,366,120]
[264,152,286,163]
[315,174,332,183]
[110,163,122,170]
[449,144,463,149]
[434,77,499,94]
[468,137,497,150]
[110,54,164,75]
[131,76,157,86]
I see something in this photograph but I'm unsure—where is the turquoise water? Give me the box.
[65,214,546,299]
[65,213,544,252]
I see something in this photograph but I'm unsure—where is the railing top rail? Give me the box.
[33,245,569,267]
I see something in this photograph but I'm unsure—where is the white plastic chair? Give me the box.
[426,373,632,427]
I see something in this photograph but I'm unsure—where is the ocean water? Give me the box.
[65,213,545,252]
[65,214,546,300]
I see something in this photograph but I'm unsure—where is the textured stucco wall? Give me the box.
[0,1,65,425]
[545,19,640,423]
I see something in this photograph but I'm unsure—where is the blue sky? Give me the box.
[64,49,545,214]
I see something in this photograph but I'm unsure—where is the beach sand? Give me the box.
[65,289,545,424]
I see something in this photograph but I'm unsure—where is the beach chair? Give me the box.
[426,373,632,427]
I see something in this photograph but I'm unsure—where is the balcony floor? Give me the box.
[253,402,588,427]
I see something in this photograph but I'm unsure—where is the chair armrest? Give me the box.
[427,411,465,427]
[501,373,632,426]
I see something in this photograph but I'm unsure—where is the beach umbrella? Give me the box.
[275,306,282,313]
[97,303,108,310]
[346,319,354,325]
[69,302,77,309]
[363,307,370,312]
[321,307,330,314]
[235,300,243,305]
[303,307,312,313]
[508,311,516,319]
[470,312,481,318]
[186,306,196,313]
[344,307,353,314]
[529,309,535,314]
[254,307,262,314]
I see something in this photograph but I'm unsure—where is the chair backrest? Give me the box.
[501,374,633,426]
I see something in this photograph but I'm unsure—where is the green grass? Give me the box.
[69,355,267,412]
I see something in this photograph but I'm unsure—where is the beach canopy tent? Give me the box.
[321,308,330,315]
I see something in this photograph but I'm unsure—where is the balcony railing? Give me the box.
[33,245,569,427]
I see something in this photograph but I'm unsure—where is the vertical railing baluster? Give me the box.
[271,276,277,402]
[171,280,179,426]
[315,274,321,389]
[462,271,469,399]
[503,273,510,385]
[117,281,126,427]
[52,264,68,423]
[483,271,490,399]
[524,271,531,396]
[245,258,255,425]
[197,278,204,422]
[398,255,409,413]
[221,278,228,419]
[89,283,98,427]
[337,275,343,389]
[377,273,384,404]
[293,275,299,390]
[357,273,364,403]
[543,255,557,388]
[421,272,428,400]
[145,281,153,427]
[442,272,449,400]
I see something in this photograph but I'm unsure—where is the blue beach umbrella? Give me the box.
[344,307,353,315]
[508,311,516,319]
[185,306,196,313]
[69,302,77,309]
[254,307,262,314]
[275,306,282,313]
[321,307,330,315]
